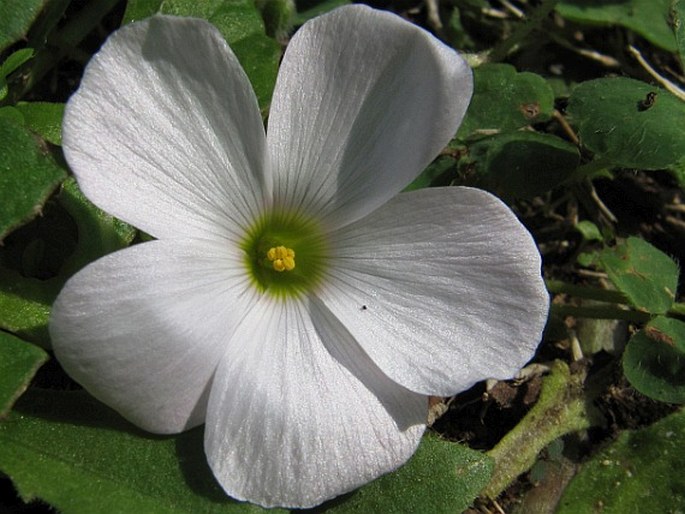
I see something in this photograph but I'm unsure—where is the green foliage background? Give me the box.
[1,0,685,512]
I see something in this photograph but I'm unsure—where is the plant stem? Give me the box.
[550,304,651,323]
[668,303,685,318]
[7,0,120,103]
[548,281,685,321]
[545,279,627,304]
[487,0,560,62]
[482,360,599,499]
[564,158,614,185]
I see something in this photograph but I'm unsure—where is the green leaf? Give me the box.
[122,0,280,110]
[556,0,677,52]
[466,131,580,200]
[0,177,134,347]
[0,48,34,100]
[0,389,276,514]
[325,435,493,514]
[575,220,603,242]
[0,105,24,124]
[0,47,34,78]
[576,251,596,268]
[557,408,685,513]
[0,389,491,514]
[623,316,685,403]
[576,311,626,355]
[121,0,159,22]
[597,237,679,315]
[13,102,64,145]
[457,64,555,140]
[404,155,455,192]
[294,0,351,25]
[674,0,685,66]
[567,77,685,170]
[670,155,685,190]
[445,6,475,51]
[0,0,46,52]
[255,0,295,39]
[57,178,136,277]
[0,102,63,144]
[0,115,66,241]
[0,267,58,346]
[0,333,47,418]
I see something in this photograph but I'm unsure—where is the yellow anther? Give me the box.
[282,255,295,270]
[266,245,296,272]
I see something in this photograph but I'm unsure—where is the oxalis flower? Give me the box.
[50,5,549,509]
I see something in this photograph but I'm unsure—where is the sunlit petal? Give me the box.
[205,295,426,508]
[267,5,472,229]
[50,239,257,433]
[318,187,549,396]
[63,16,269,241]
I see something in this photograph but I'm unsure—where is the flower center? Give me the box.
[265,245,296,272]
[241,211,327,298]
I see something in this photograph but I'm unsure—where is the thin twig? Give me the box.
[500,0,525,19]
[589,182,618,223]
[576,269,609,280]
[424,0,444,37]
[666,215,685,231]
[548,33,620,68]
[553,109,580,145]
[487,0,561,62]
[628,45,685,101]
[481,7,509,20]
[665,203,685,213]
[570,332,584,361]
[492,500,507,514]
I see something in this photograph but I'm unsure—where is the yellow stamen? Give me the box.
[266,245,296,272]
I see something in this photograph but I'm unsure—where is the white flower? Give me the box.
[50,5,549,509]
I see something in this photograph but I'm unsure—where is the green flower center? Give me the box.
[241,210,328,298]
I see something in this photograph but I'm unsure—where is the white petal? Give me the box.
[318,187,549,396]
[63,15,269,241]
[205,295,426,508]
[50,239,257,433]
[267,5,472,229]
